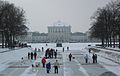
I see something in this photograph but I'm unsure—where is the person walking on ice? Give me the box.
[84,54,88,63]
[41,57,46,68]
[94,54,97,63]
[69,53,72,61]
[46,62,51,73]
[53,60,60,74]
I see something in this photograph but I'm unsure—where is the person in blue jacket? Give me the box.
[46,62,51,73]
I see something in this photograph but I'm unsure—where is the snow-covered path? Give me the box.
[62,52,86,76]
[0,43,120,76]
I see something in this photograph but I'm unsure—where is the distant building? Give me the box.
[70,32,88,43]
[16,21,99,43]
[48,21,71,42]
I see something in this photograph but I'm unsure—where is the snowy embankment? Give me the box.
[87,47,120,76]
[92,47,120,64]
[0,47,32,72]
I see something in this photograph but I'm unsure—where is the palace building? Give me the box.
[48,21,71,42]
[16,21,99,43]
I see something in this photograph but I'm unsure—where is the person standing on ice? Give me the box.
[28,52,30,59]
[46,62,51,73]
[34,52,37,60]
[69,53,72,61]
[84,54,88,63]
[54,50,57,59]
[41,57,46,68]
[31,52,33,60]
[92,53,95,63]
[67,47,69,51]
[94,54,97,63]
[42,47,44,52]
[63,47,64,52]
[53,60,60,74]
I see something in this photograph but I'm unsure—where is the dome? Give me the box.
[53,20,69,26]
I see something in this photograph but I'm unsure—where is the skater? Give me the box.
[94,54,97,63]
[84,54,88,63]
[31,52,33,60]
[28,52,30,59]
[46,62,51,73]
[34,52,37,60]
[32,64,36,72]
[89,49,91,53]
[38,48,40,52]
[42,47,44,52]
[21,57,25,64]
[53,60,60,74]
[54,50,57,59]
[63,47,64,52]
[67,47,69,51]
[92,53,95,63]
[41,57,46,68]
[69,53,72,61]
[35,48,37,51]
[45,49,48,58]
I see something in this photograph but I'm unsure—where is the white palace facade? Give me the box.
[48,21,71,42]
[16,21,98,43]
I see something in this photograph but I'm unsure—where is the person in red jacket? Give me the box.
[41,57,46,68]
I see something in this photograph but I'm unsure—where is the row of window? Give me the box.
[48,28,70,33]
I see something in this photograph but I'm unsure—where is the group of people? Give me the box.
[84,53,97,64]
[30,47,60,74]
[41,57,60,74]
[92,53,97,63]
[45,48,57,59]
[62,47,69,52]
[28,52,37,60]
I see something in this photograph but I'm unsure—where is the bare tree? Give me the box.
[90,0,120,48]
[0,1,28,48]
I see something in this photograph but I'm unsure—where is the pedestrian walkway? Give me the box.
[0,48,119,76]
[0,57,31,76]
[62,50,118,76]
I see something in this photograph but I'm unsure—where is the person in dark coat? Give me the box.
[69,53,72,61]
[31,52,33,60]
[34,52,37,60]
[67,47,69,51]
[51,49,54,58]
[28,52,30,59]
[63,47,64,52]
[92,53,95,63]
[46,62,51,73]
[89,49,91,53]
[42,47,44,52]
[54,51,57,59]
[94,54,97,63]
[45,48,49,58]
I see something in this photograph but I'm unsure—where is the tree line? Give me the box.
[90,0,120,48]
[0,0,28,48]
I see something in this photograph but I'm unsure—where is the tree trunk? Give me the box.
[113,36,115,48]
[119,35,120,48]
[2,31,4,48]
[109,36,112,47]
[101,38,104,47]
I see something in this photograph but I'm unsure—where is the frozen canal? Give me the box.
[0,43,119,76]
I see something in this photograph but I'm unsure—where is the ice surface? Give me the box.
[0,43,120,76]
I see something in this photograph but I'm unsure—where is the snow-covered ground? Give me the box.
[0,43,120,76]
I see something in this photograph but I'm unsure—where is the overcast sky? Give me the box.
[5,0,111,33]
